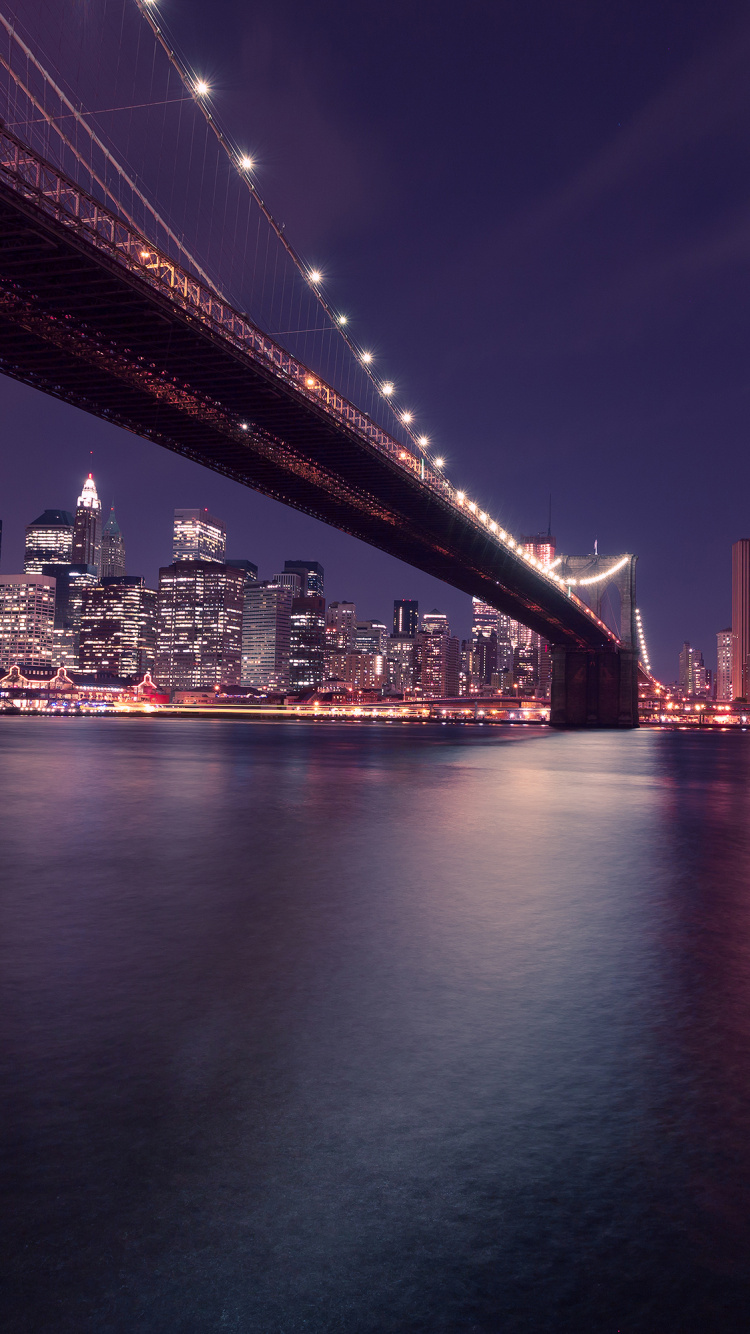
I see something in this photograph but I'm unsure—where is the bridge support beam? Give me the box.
[550,647,639,729]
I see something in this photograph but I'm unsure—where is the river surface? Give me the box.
[2,719,750,1332]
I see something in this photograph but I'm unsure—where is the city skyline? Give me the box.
[3,2,750,679]
[4,464,749,694]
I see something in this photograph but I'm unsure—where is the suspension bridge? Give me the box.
[0,0,645,726]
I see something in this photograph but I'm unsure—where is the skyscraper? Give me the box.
[42,563,99,666]
[387,634,416,695]
[72,474,102,575]
[289,595,326,691]
[731,539,750,700]
[416,610,460,697]
[393,599,419,637]
[24,509,74,572]
[172,509,226,564]
[0,574,56,673]
[79,577,157,678]
[678,642,709,697]
[716,628,733,702]
[155,562,244,690]
[283,560,325,597]
[101,507,126,578]
[242,581,294,691]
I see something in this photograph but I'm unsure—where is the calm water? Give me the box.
[2,719,750,1332]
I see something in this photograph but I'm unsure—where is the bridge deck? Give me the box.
[0,130,618,649]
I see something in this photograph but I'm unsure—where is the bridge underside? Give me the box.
[0,167,634,723]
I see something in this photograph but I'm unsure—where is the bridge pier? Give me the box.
[550,647,639,728]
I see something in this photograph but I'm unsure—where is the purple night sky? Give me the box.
[3,0,750,678]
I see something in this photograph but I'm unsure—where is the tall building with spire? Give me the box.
[101,507,126,578]
[72,473,102,575]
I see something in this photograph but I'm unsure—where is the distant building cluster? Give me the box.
[0,475,557,703]
[678,539,750,704]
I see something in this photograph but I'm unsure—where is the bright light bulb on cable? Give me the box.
[382,382,394,396]
[309,270,322,284]
[418,435,429,447]
[337,314,348,325]
[402,411,413,424]
[239,156,254,171]
[195,80,210,97]
[361,351,373,364]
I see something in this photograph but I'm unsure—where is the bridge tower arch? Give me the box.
[549,554,639,729]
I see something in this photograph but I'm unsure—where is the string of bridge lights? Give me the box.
[135,0,432,450]
[133,0,619,636]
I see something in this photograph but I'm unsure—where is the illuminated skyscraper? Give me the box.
[242,582,294,690]
[172,509,226,564]
[325,602,357,660]
[155,562,244,690]
[678,642,709,697]
[284,560,325,597]
[393,599,419,637]
[289,595,326,691]
[72,474,102,575]
[387,634,416,695]
[79,577,157,678]
[716,628,733,701]
[24,509,74,572]
[42,562,98,666]
[416,610,460,697]
[0,574,56,673]
[101,507,126,578]
[731,539,750,700]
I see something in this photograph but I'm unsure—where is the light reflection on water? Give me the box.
[1,719,750,1331]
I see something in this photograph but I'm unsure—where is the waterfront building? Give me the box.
[79,577,157,678]
[24,509,74,572]
[72,474,102,575]
[0,574,56,673]
[155,561,244,690]
[241,580,294,691]
[386,634,416,695]
[393,599,419,637]
[283,560,324,596]
[289,594,326,692]
[101,507,126,578]
[716,628,733,701]
[678,642,710,697]
[731,539,750,699]
[326,650,384,693]
[172,508,226,564]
